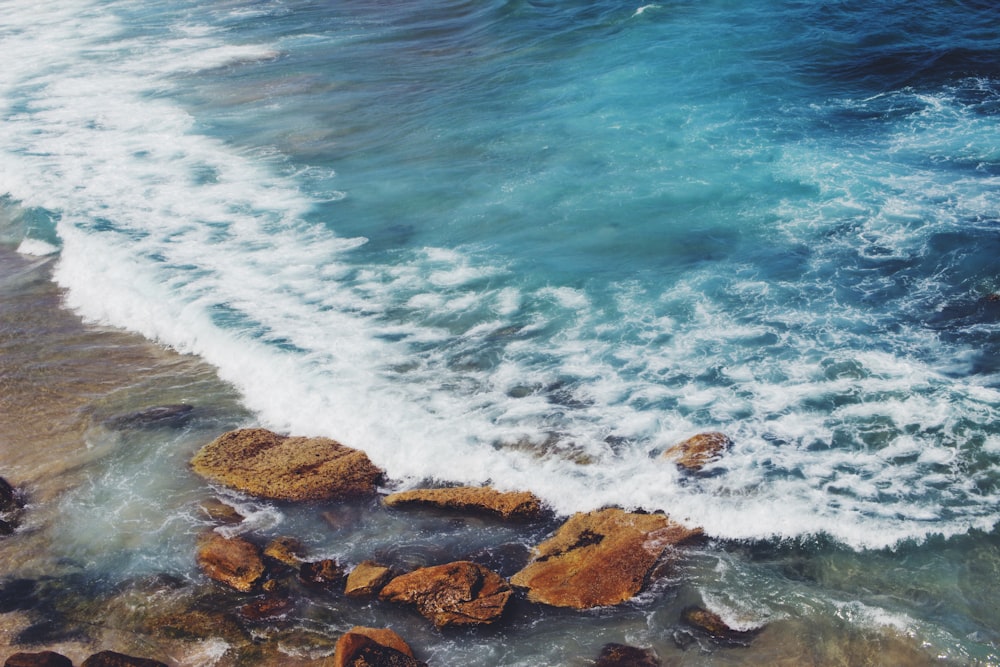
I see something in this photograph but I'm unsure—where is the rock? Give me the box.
[383,486,544,521]
[239,595,295,622]
[663,432,732,471]
[0,476,24,535]
[299,559,346,590]
[510,508,701,609]
[379,561,512,628]
[332,627,426,667]
[681,606,762,646]
[345,561,394,598]
[263,536,306,569]
[196,532,266,592]
[190,428,384,501]
[80,652,167,667]
[198,497,244,525]
[4,652,73,667]
[595,643,661,667]
[105,404,194,430]
[147,608,248,644]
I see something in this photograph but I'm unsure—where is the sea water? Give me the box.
[1,0,999,664]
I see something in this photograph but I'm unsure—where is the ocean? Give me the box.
[1,0,999,664]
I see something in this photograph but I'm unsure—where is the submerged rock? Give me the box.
[680,606,763,646]
[197,497,244,525]
[80,652,167,667]
[510,508,701,609]
[105,404,195,430]
[190,428,383,501]
[299,559,347,590]
[263,536,307,569]
[379,561,512,628]
[662,432,732,471]
[345,560,394,598]
[196,532,266,592]
[4,652,73,667]
[332,627,426,667]
[383,486,544,521]
[594,643,661,667]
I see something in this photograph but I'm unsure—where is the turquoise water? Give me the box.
[2,0,1000,663]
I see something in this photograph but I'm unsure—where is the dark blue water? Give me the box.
[1,0,1000,662]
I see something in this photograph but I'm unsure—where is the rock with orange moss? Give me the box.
[196,531,266,592]
[510,508,701,609]
[379,561,512,628]
[383,486,544,520]
[331,627,426,667]
[663,432,732,471]
[345,560,394,598]
[190,428,383,501]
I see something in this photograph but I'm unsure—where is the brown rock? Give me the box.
[196,531,266,592]
[345,560,394,598]
[510,508,701,609]
[379,561,512,628]
[332,627,426,667]
[190,428,383,501]
[299,558,346,590]
[663,432,732,471]
[80,652,167,667]
[4,652,73,667]
[383,486,544,520]
[681,606,762,646]
[239,595,295,622]
[264,536,306,568]
[198,497,244,524]
[595,643,661,667]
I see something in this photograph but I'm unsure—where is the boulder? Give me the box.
[345,561,394,598]
[663,432,732,471]
[190,428,383,501]
[299,559,346,590]
[332,627,426,667]
[379,561,512,628]
[510,508,701,609]
[595,643,661,667]
[196,532,266,592]
[4,652,73,667]
[383,486,544,520]
[264,536,307,569]
[80,652,167,667]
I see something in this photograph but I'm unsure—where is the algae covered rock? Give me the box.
[379,561,512,628]
[383,486,544,520]
[663,432,732,471]
[510,508,701,609]
[196,531,266,592]
[190,428,383,501]
[332,627,426,667]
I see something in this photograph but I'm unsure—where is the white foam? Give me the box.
[16,238,59,256]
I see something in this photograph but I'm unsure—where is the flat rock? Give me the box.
[345,560,394,598]
[595,643,661,667]
[332,627,426,667]
[80,652,167,667]
[4,652,73,667]
[663,432,732,471]
[190,428,383,501]
[196,532,266,592]
[379,561,512,628]
[383,486,544,520]
[510,508,701,609]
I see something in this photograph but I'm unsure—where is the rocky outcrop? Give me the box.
[4,652,73,667]
[510,508,701,609]
[332,627,426,667]
[196,532,266,592]
[379,561,512,628]
[80,652,167,667]
[662,432,732,471]
[383,486,544,520]
[190,428,383,501]
[594,643,661,667]
[345,561,394,598]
